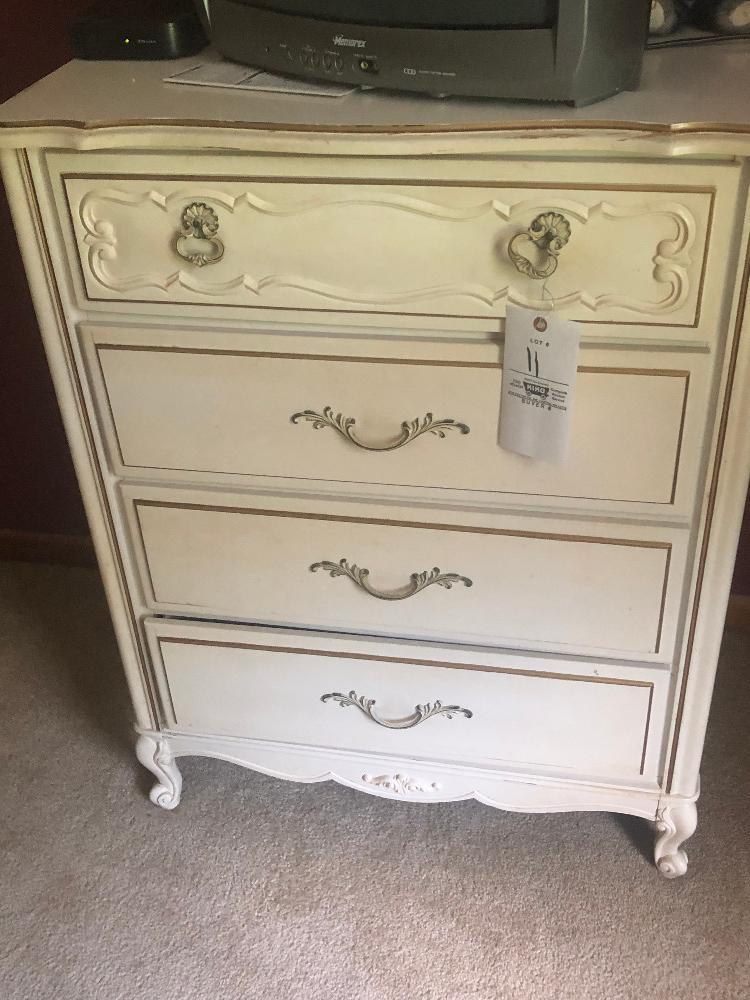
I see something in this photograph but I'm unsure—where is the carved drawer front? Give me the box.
[145,618,668,781]
[125,487,687,663]
[54,154,740,334]
[85,326,707,516]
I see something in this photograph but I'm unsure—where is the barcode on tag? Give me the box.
[499,304,581,464]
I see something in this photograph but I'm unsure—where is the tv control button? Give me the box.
[300,45,313,67]
[333,54,344,73]
[323,52,334,71]
[356,57,379,75]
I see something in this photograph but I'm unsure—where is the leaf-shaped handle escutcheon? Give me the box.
[311,559,473,601]
[508,211,572,280]
[321,690,473,730]
[291,408,469,452]
[175,202,225,267]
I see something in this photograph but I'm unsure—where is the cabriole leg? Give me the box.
[654,801,698,878]
[136,732,183,810]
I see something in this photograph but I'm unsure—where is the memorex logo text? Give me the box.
[333,34,366,48]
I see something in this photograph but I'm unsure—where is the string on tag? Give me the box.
[541,277,555,310]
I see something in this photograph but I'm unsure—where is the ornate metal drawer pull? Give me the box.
[311,558,472,601]
[508,211,572,280]
[290,407,470,452]
[321,690,473,730]
[175,202,225,267]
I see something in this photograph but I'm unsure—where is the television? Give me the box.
[194,1,651,106]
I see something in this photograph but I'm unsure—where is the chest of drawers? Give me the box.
[3,51,750,878]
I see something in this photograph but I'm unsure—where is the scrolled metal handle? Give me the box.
[508,211,572,280]
[310,558,472,601]
[175,202,225,267]
[321,690,473,730]
[291,407,469,452]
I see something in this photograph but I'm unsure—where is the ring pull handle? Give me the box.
[321,690,473,730]
[311,558,473,602]
[291,408,469,452]
[175,202,225,267]
[508,212,572,281]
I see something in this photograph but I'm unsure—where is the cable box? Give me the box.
[71,0,207,60]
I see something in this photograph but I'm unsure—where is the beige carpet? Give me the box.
[0,560,748,1000]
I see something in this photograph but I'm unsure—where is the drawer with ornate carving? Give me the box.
[144,617,668,782]
[84,324,708,515]
[50,151,740,336]
[124,486,687,662]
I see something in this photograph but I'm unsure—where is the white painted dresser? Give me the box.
[3,45,750,877]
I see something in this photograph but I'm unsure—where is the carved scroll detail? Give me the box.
[654,801,698,878]
[291,407,470,452]
[322,690,473,730]
[75,185,700,316]
[135,733,183,810]
[311,559,473,602]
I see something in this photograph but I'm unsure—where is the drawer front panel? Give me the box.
[56,156,736,330]
[127,490,686,661]
[87,326,706,513]
[145,619,666,781]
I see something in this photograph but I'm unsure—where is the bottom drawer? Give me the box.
[145,619,668,782]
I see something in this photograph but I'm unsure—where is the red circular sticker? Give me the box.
[534,317,548,332]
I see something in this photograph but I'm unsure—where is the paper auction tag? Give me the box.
[499,304,581,464]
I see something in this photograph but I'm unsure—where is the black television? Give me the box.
[195,0,651,106]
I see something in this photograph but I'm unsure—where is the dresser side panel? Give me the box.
[0,146,156,729]
[667,202,750,797]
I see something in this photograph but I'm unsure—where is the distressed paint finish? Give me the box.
[3,52,750,878]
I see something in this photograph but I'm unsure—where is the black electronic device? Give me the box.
[71,0,207,60]
[195,0,652,105]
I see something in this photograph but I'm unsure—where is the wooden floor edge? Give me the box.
[0,529,96,567]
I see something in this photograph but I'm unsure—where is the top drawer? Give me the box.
[49,152,740,338]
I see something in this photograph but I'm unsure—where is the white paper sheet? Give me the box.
[165,58,356,97]
[499,305,581,464]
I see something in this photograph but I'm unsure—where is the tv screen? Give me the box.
[242,0,558,30]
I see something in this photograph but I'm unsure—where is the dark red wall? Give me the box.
[1,0,92,536]
[2,1,750,589]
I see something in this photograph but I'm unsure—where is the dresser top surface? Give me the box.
[1,43,749,135]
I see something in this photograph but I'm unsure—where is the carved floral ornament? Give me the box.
[175,202,225,266]
[508,211,573,280]
[362,773,443,795]
[77,186,699,315]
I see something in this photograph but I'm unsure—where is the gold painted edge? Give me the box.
[93,340,128,470]
[155,634,655,775]
[62,172,714,329]
[156,634,655,686]
[95,341,694,377]
[95,341,689,507]
[640,685,655,777]
[6,117,750,136]
[61,171,717,194]
[18,150,162,726]
[134,498,671,657]
[693,189,717,328]
[670,371,691,507]
[134,497,674,550]
[666,229,750,792]
[133,503,160,611]
[654,545,673,656]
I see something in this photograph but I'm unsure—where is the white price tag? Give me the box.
[499,304,581,464]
